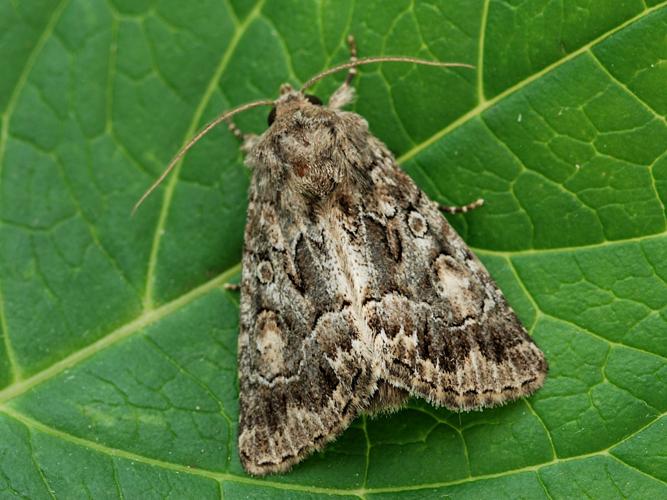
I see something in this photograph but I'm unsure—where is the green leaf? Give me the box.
[1,0,665,497]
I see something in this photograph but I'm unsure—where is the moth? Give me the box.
[136,36,548,476]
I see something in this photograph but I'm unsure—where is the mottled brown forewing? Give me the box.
[237,90,547,475]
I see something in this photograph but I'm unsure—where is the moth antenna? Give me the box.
[301,57,474,91]
[132,99,275,215]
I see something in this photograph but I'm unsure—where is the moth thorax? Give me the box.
[275,118,344,198]
[287,158,343,199]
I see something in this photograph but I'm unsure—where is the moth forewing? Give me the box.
[237,88,546,476]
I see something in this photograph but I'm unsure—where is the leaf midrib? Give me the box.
[3,405,664,497]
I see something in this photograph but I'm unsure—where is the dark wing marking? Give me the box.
[357,140,547,411]
[238,195,379,475]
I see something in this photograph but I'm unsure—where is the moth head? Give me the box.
[266,84,324,127]
[251,85,369,198]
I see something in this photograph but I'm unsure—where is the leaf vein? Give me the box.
[3,406,665,496]
[0,263,240,405]
[142,0,266,311]
[0,0,70,388]
[396,2,667,166]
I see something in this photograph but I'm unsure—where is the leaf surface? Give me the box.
[0,0,665,498]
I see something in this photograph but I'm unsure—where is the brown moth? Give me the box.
[136,36,547,476]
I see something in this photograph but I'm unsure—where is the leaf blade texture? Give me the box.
[0,0,665,497]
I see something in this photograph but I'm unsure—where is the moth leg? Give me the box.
[226,119,259,155]
[439,198,484,214]
[223,283,240,292]
[328,35,358,109]
[343,34,358,87]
